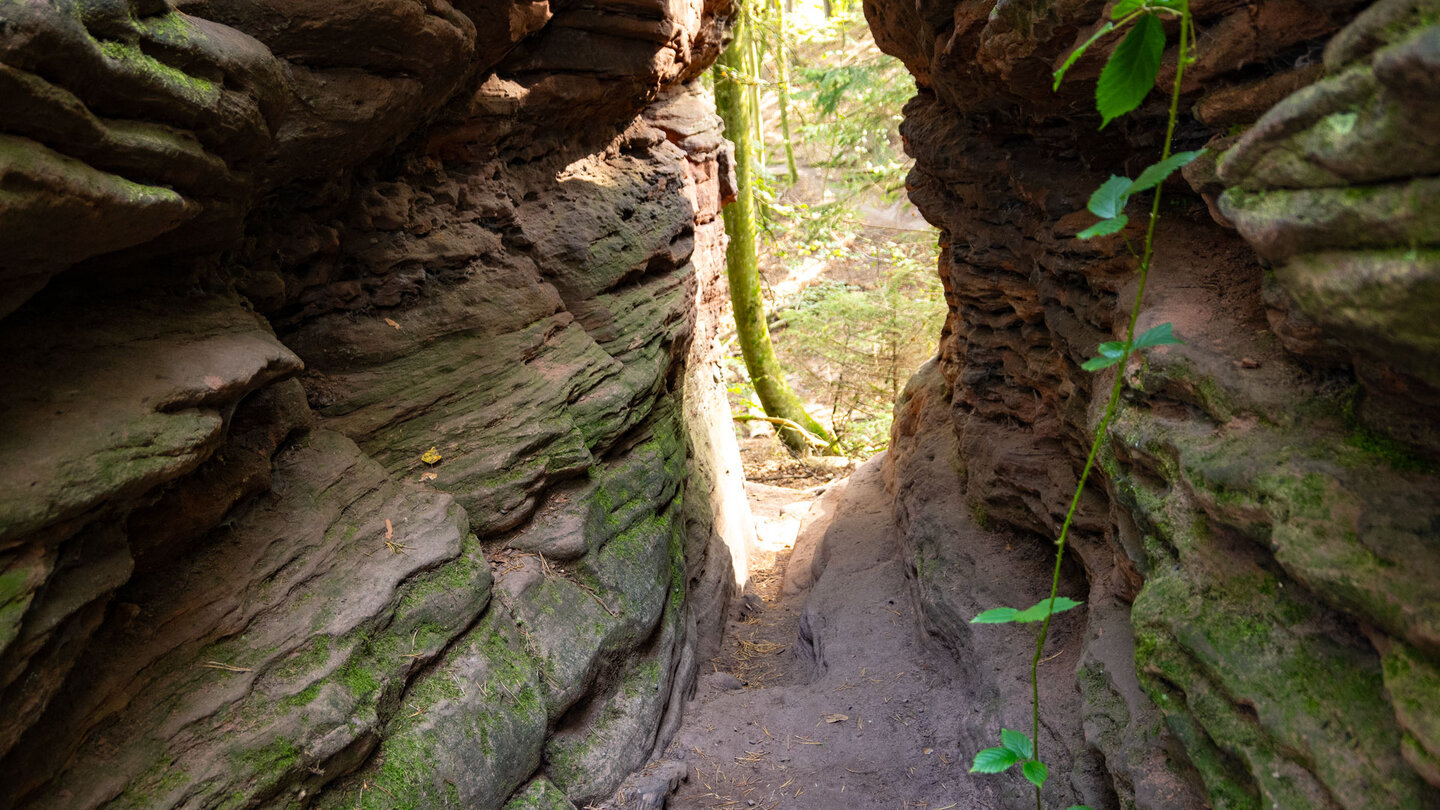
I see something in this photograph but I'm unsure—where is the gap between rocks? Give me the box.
[604,457,1004,810]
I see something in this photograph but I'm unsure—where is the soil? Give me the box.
[607,456,999,810]
[736,428,854,487]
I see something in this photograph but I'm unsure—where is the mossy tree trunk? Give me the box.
[715,8,834,453]
[772,0,799,184]
[744,0,766,165]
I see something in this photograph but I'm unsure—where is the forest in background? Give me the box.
[719,1,947,460]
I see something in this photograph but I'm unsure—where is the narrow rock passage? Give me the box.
[627,458,993,809]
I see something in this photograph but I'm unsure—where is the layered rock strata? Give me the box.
[0,1,749,808]
[871,0,1440,807]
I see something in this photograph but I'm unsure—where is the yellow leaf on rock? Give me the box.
[384,318,401,330]
[421,447,442,465]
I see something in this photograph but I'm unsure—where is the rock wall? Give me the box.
[871,0,1440,808]
[0,1,752,808]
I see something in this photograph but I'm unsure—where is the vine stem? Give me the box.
[1026,4,1192,808]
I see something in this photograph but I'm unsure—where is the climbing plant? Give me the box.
[966,2,1202,808]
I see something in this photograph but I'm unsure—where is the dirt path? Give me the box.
[615,457,994,810]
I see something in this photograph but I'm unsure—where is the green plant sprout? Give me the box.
[967,1,1201,808]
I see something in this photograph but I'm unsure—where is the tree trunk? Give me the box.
[714,10,834,453]
[744,0,766,166]
[772,0,799,184]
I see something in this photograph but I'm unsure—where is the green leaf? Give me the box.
[1131,149,1205,193]
[1077,215,1128,239]
[1096,13,1165,127]
[971,607,1020,624]
[1053,21,1115,90]
[1068,806,1096,810]
[1110,0,1146,18]
[971,747,1020,774]
[1082,354,1124,371]
[1133,321,1185,350]
[1083,340,1128,370]
[1013,596,1085,623]
[1023,760,1049,788]
[1001,729,1034,759]
[1086,175,1134,219]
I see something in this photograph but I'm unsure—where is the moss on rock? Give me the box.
[503,777,578,810]
[1380,641,1440,787]
[318,609,549,810]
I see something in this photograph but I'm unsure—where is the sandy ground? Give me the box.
[609,457,995,810]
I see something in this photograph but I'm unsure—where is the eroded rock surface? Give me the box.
[0,1,748,808]
[870,0,1440,807]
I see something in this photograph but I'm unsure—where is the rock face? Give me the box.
[870,0,1440,808]
[0,1,750,808]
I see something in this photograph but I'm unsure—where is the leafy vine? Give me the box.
[966,2,1202,808]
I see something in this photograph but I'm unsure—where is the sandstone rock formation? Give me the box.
[872,0,1440,807]
[7,0,1439,807]
[0,1,752,808]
